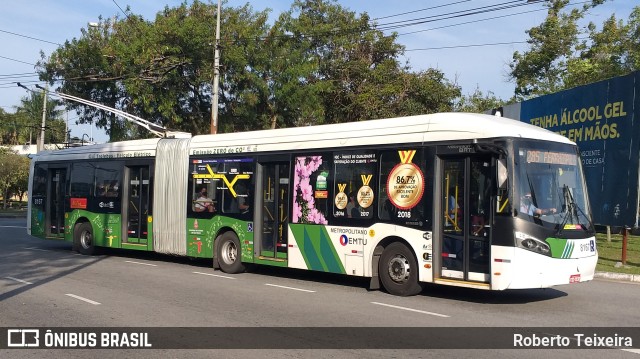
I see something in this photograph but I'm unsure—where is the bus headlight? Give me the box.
[519,237,551,256]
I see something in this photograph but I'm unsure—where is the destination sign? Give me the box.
[525,150,577,165]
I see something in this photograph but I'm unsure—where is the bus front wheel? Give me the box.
[216,232,245,274]
[379,242,422,296]
[74,222,96,256]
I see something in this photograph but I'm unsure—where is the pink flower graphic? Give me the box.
[293,156,328,225]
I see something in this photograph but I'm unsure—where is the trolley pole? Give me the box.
[210,0,221,135]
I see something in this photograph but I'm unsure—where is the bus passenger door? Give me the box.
[123,165,151,248]
[255,161,290,260]
[47,168,67,238]
[440,156,492,283]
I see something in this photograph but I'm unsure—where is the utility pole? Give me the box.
[210,0,221,134]
[38,85,48,152]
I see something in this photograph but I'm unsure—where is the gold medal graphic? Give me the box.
[357,174,374,208]
[335,183,348,210]
[387,150,425,210]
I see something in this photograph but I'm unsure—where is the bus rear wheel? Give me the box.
[216,232,245,274]
[379,242,422,296]
[74,222,96,256]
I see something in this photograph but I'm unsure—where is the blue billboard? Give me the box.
[516,71,640,226]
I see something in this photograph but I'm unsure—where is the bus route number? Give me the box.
[398,211,411,218]
[580,240,595,253]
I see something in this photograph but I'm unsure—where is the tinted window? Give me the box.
[333,151,377,220]
[70,162,94,197]
[95,162,122,199]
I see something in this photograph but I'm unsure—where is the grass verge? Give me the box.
[595,233,640,275]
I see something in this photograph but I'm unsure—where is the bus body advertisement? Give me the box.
[27,113,597,296]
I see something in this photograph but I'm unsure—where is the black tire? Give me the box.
[379,242,423,296]
[74,222,96,256]
[216,232,245,274]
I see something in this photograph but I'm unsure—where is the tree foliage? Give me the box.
[564,6,640,88]
[455,88,505,114]
[0,148,30,208]
[0,93,65,146]
[38,0,461,140]
[510,0,639,100]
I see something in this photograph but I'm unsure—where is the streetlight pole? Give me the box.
[38,85,48,152]
[210,0,221,135]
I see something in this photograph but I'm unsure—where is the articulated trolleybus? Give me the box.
[28,113,597,296]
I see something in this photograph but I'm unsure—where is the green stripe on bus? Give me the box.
[291,224,345,274]
[562,241,574,258]
[301,227,324,270]
[318,228,344,274]
[546,238,574,259]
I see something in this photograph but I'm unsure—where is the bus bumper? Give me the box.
[492,246,598,290]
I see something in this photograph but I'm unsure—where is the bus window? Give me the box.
[188,157,254,218]
[333,151,377,220]
[95,163,122,199]
[70,162,94,198]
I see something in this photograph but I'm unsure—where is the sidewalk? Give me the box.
[595,271,640,283]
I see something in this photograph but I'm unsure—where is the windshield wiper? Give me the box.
[557,184,593,234]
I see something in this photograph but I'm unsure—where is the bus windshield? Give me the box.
[515,143,592,231]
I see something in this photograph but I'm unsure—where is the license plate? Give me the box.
[569,274,581,283]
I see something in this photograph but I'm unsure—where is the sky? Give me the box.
[0,0,635,143]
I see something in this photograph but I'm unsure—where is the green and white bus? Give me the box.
[27,113,597,296]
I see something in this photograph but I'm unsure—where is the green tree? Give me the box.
[564,7,640,88]
[41,14,152,141]
[0,148,30,208]
[263,0,461,126]
[19,91,66,145]
[509,1,640,100]
[2,92,66,146]
[0,108,16,145]
[39,0,462,138]
[455,88,506,114]
[40,2,270,138]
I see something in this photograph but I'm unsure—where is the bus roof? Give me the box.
[33,113,572,161]
[188,112,572,153]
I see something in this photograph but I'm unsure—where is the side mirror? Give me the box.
[496,158,510,214]
[497,158,508,189]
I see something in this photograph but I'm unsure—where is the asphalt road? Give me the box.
[1,218,639,358]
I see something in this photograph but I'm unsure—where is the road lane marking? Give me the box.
[4,277,33,285]
[0,226,27,228]
[371,302,450,318]
[65,294,101,305]
[193,271,236,279]
[124,260,157,267]
[264,283,316,293]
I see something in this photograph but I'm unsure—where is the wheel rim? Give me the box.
[387,254,411,283]
[221,240,237,264]
[80,230,92,249]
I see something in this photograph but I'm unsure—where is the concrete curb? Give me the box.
[595,271,640,283]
